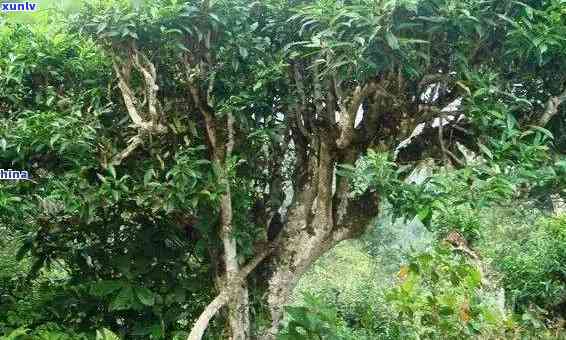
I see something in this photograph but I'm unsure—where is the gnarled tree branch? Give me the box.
[187,240,280,340]
[112,59,144,126]
[110,51,167,166]
[539,85,566,127]
[336,81,377,149]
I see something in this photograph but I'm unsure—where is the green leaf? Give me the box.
[477,143,493,160]
[135,287,156,306]
[108,165,117,179]
[417,16,447,23]
[175,42,190,52]
[150,324,163,339]
[399,38,430,45]
[208,13,220,22]
[96,328,121,340]
[50,134,61,148]
[16,238,33,261]
[4,328,30,338]
[144,168,155,185]
[96,22,108,34]
[385,31,399,50]
[90,281,125,297]
[496,14,520,28]
[467,267,482,288]
[417,207,432,226]
[190,196,199,208]
[110,287,135,311]
[527,126,554,140]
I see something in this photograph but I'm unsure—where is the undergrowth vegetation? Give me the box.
[290,206,566,339]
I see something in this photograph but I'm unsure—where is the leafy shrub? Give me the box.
[0,22,110,116]
[434,206,483,244]
[491,215,566,316]
[0,326,119,340]
[293,227,513,339]
[384,246,509,340]
[293,241,381,328]
[279,293,369,340]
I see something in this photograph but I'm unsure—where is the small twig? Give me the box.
[439,114,447,163]
[439,113,465,166]
[451,124,473,135]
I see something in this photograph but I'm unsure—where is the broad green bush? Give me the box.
[490,215,566,316]
[291,243,514,339]
[292,241,381,327]
[433,206,483,244]
[383,246,510,340]
[0,23,110,117]
[2,0,566,338]
[279,293,369,340]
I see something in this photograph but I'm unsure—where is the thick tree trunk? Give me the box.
[187,176,379,340]
[187,61,385,340]
[219,186,250,340]
[189,79,250,338]
[259,143,380,338]
[260,196,379,338]
[187,241,278,340]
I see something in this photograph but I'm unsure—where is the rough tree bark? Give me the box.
[187,240,279,340]
[107,44,252,338]
[262,154,380,338]
[257,70,385,337]
[185,62,250,339]
[109,48,167,167]
[538,85,566,127]
[184,67,384,338]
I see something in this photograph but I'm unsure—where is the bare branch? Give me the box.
[112,59,144,126]
[292,63,311,140]
[312,62,324,120]
[439,114,448,163]
[326,77,337,125]
[539,85,566,126]
[110,54,167,165]
[293,63,307,107]
[418,73,447,92]
[183,55,249,338]
[184,59,219,153]
[187,241,279,340]
[111,135,144,166]
[226,110,235,158]
[331,186,380,244]
[132,49,160,124]
[187,293,228,340]
[439,114,465,166]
